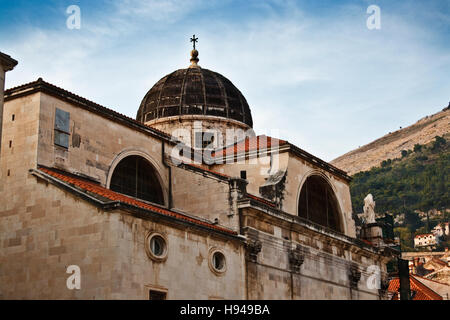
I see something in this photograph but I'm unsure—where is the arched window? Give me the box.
[298,175,342,232]
[110,155,164,205]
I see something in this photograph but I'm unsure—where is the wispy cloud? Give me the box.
[112,0,204,21]
[2,0,449,161]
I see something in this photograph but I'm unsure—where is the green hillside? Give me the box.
[350,135,450,251]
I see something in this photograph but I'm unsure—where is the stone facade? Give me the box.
[0,69,398,299]
[147,115,253,150]
[0,175,244,299]
[0,52,18,160]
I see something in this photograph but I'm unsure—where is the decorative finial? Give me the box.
[189,34,199,67]
[190,34,198,50]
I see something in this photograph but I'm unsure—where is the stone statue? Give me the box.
[363,194,376,224]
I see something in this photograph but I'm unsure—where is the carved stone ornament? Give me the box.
[379,276,390,296]
[348,265,361,288]
[288,246,305,273]
[245,240,262,263]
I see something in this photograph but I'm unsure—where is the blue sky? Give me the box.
[1,0,449,161]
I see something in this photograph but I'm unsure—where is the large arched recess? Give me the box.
[297,172,345,233]
[107,151,165,206]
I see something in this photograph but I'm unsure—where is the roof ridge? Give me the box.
[414,274,450,287]
[179,162,231,180]
[410,275,444,300]
[212,135,287,157]
[246,193,277,208]
[5,78,174,141]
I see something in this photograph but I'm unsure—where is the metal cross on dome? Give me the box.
[190,34,198,50]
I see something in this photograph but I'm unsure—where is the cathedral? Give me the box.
[0,41,397,299]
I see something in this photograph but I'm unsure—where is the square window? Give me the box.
[54,108,70,148]
[55,108,70,133]
[54,131,69,148]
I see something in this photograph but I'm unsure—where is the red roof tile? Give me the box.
[361,239,374,246]
[388,276,443,300]
[213,135,287,158]
[415,233,433,238]
[182,163,231,179]
[38,167,237,236]
[246,193,277,208]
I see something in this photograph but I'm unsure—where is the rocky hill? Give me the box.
[331,105,450,176]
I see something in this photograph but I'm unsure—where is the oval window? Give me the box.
[209,249,227,275]
[150,236,165,257]
[145,232,168,262]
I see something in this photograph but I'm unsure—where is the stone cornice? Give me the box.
[4,78,175,144]
[238,198,399,259]
[0,52,18,72]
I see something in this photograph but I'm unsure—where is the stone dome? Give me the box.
[136,66,253,128]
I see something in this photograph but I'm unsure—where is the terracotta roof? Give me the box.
[246,193,277,208]
[430,258,448,267]
[211,135,351,182]
[361,239,374,246]
[414,274,450,287]
[415,233,434,238]
[180,163,231,180]
[36,167,237,236]
[388,276,443,300]
[213,135,287,158]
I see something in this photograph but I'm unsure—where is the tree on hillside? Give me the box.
[431,136,446,152]
[404,210,423,232]
[413,144,422,153]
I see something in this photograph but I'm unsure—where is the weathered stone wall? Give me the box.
[0,65,5,153]
[283,155,355,237]
[36,93,170,198]
[0,175,245,299]
[242,207,388,300]
[211,152,289,199]
[147,115,253,149]
[0,89,388,300]
[212,151,356,238]
[0,92,40,192]
[0,92,246,299]
[171,166,239,230]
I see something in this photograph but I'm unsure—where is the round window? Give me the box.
[145,232,168,262]
[213,252,225,271]
[209,249,227,275]
[150,236,165,256]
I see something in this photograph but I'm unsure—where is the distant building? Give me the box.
[416,209,444,221]
[414,233,436,248]
[432,222,449,238]
[403,249,450,286]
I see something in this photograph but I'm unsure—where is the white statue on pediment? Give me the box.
[363,194,376,224]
